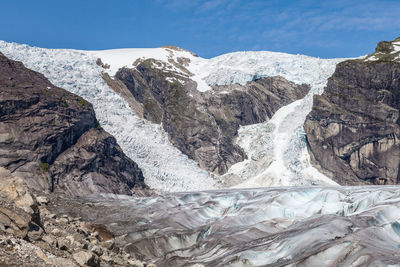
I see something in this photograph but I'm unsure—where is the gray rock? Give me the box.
[90,245,103,256]
[56,217,69,224]
[36,196,49,205]
[47,214,57,219]
[51,228,62,237]
[101,239,115,250]
[27,222,44,241]
[57,237,70,250]
[304,36,400,185]
[42,234,57,247]
[110,60,309,174]
[127,259,144,267]
[100,255,113,263]
[77,227,89,237]
[0,206,30,238]
[0,52,147,196]
[73,251,100,267]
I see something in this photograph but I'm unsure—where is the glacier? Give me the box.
[2,40,400,266]
[208,52,347,187]
[0,40,348,191]
[60,186,400,266]
[0,41,215,192]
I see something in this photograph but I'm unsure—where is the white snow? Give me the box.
[0,40,350,191]
[365,55,379,61]
[393,41,400,60]
[207,51,347,187]
[392,41,400,52]
[90,48,169,75]
[91,46,213,92]
[0,41,215,192]
[92,47,346,188]
[80,47,349,188]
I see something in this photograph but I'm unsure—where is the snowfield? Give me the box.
[0,40,348,191]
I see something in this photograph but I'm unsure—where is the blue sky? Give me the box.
[1,0,399,58]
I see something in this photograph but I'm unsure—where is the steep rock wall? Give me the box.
[109,60,309,174]
[0,52,147,195]
[304,37,400,185]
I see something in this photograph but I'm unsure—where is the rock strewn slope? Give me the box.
[0,167,152,267]
[108,59,309,174]
[0,52,146,195]
[304,37,400,185]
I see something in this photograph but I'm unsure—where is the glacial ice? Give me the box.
[73,186,400,266]
[209,52,347,187]
[0,40,348,191]
[0,41,215,192]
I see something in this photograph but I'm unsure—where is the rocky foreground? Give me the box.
[305,37,400,185]
[0,167,154,267]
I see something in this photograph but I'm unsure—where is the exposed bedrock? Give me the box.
[105,59,309,174]
[304,37,400,185]
[0,52,147,195]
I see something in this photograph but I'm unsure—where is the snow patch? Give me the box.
[91,47,213,92]
[89,48,169,76]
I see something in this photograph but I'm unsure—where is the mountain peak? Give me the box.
[162,45,198,57]
[364,36,400,62]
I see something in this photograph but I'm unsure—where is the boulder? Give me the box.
[73,251,100,267]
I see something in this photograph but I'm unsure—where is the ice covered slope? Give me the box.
[0,41,215,192]
[0,40,348,191]
[207,52,347,187]
[92,48,348,187]
[63,186,400,266]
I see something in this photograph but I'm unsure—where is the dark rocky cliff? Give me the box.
[304,37,400,185]
[105,58,309,174]
[0,52,147,195]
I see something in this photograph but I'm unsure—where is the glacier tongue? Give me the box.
[0,41,215,192]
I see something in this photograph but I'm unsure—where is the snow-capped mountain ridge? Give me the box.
[0,41,215,192]
[0,40,349,191]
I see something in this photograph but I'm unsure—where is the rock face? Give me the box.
[106,59,309,174]
[304,37,400,185]
[0,52,146,195]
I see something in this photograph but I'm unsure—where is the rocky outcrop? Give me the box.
[0,168,153,266]
[106,58,309,174]
[304,37,400,185]
[0,52,147,195]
